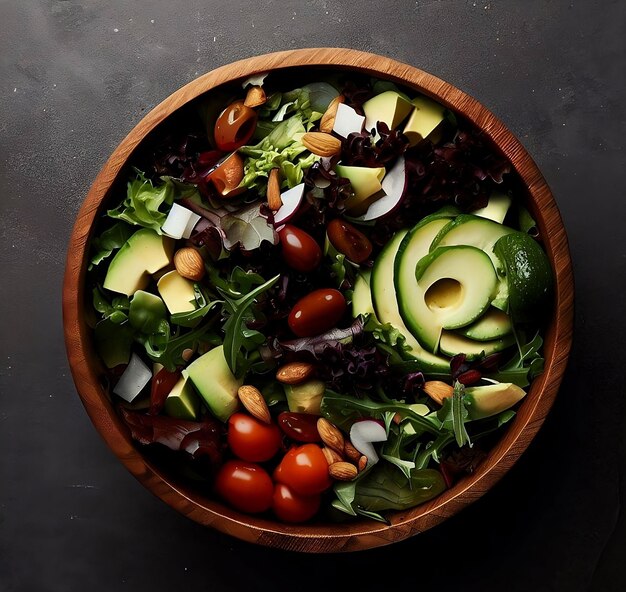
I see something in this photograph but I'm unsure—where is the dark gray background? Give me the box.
[1,1,625,590]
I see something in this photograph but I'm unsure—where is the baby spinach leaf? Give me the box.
[88,221,134,269]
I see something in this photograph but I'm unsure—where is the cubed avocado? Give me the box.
[402,95,447,146]
[183,345,242,422]
[103,228,174,296]
[464,383,526,420]
[335,164,386,206]
[164,374,201,421]
[284,380,325,415]
[157,270,197,314]
[362,90,414,133]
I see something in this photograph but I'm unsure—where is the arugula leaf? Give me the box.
[437,381,471,448]
[88,221,134,270]
[92,287,129,324]
[487,332,544,387]
[170,285,220,328]
[219,273,280,377]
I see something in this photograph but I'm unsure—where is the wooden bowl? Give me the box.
[62,48,574,552]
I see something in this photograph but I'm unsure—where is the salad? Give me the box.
[86,69,553,524]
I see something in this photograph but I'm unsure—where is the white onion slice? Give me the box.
[113,353,152,402]
[332,103,365,138]
[162,203,199,239]
[349,420,387,466]
[273,183,305,226]
[182,210,201,239]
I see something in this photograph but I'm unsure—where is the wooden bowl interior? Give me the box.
[63,48,574,552]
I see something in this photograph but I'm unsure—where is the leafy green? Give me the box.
[92,287,129,324]
[170,285,220,328]
[107,170,196,232]
[487,332,544,387]
[218,273,280,377]
[94,317,133,368]
[220,203,279,251]
[88,221,134,270]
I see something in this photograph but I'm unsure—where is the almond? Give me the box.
[423,380,454,405]
[267,168,282,211]
[174,248,205,281]
[319,94,345,133]
[275,361,315,385]
[301,132,342,157]
[358,455,368,472]
[317,417,345,454]
[329,461,358,481]
[243,85,266,108]
[237,385,271,424]
[322,446,343,465]
[343,440,362,463]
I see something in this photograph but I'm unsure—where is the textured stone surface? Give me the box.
[1,1,625,590]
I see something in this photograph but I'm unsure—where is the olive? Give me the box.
[214,100,257,151]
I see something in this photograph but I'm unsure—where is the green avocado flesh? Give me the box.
[456,307,513,341]
[464,382,527,420]
[439,330,515,360]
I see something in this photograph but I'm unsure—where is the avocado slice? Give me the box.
[183,345,242,422]
[464,382,526,420]
[352,271,375,318]
[164,374,201,421]
[103,228,174,296]
[335,164,386,205]
[157,270,197,314]
[370,222,451,373]
[439,330,515,360]
[401,95,447,146]
[284,380,325,415]
[362,90,414,133]
[471,192,512,224]
[456,308,513,341]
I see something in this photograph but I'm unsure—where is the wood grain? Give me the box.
[62,48,574,553]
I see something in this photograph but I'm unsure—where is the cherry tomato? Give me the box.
[214,460,273,514]
[272,483,321,523]
[227,413,282,462]
[149,367,180,415]
[273,443,332,496]
[277,412,321,442]
[288,289,346,337]
[327,218,373,264]
[278,224,322,272]
[214,101,258,151]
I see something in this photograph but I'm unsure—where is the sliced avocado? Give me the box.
[103,228,174,296]
[335,164,386,205]
[371,221,451,373]
[352,271,375,318]
[284,380,325,414]
[439,330,515,360]
[164,374,201,421]
[128,290,167,333]
[456,308,513,341]
[493,232,554,324]
[472,192,512,224]
[464,382,526,420]
[183,345,242,422]
[157,270,197,314]
[362,90,414,133]
[397,245,498,353]
[401,95,447,146]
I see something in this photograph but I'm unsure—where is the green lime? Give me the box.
[493,232,554,323]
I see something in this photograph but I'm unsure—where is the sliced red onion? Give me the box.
[349,419,387,466]
[113,353,152,403]
[273,183,305,226]
[162,203,200,239]
[332,103,365,138]
[351,156,406,222]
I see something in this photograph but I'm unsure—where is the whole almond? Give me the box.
[237,385,271,424]
[343,440,362,463]
[174,248,205,281]
[267,168,282,211]
[358,455,368,472]
[329,461,358,481]
[319,95,345,133]
[243,85,266,108]
[275,361,315,385]
[301,132,342,157]
[422,381,454,405]
[322,446,343,466]
[317,417,345,454]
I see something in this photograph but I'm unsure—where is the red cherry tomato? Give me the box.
[214,460,273,514]
[288,289,347,337]
[278,224,322,272]
[149,367,180,415]
[272,483,321,523]
[227,413,282,462]
[277,412,321,442]
[327,218,373,264]
[214,101,258,151]
[273,443,332,496]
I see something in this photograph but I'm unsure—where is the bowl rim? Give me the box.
[62,47,574,552]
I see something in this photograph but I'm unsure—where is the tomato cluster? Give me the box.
[214,411,331,523]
